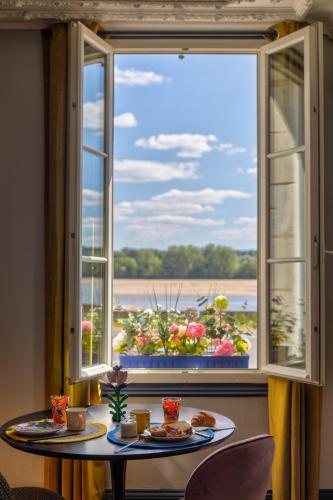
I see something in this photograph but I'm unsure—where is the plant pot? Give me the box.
[119,354,249,369]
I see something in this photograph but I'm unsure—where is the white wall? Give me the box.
[0,28,332,493]
[0,30,45,487]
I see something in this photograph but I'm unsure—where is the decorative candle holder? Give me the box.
[101,366,128,423]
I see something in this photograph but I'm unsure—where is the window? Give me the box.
[68,24,113,380]
[112,53,258,371]
[259,25,322,383]
[68,22,323,385]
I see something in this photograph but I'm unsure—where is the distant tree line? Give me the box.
[112,245,257,279]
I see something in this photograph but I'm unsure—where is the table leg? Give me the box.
[109,460,127,500]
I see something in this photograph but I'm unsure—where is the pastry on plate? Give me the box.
[150,421,192,438]
[162,420,192,435]
[191,411,216,427]
[150,426,167,437]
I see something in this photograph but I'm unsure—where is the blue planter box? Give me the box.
[119,354,249,369]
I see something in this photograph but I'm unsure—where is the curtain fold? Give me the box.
[268,377,322,500]
[43,23,105,500]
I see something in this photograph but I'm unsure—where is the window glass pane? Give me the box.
[269,42,304,153]
[81,261,105,367]
[82,151,105,257]
[112,53,257,369]
[83,42,105,152]
[269,262,306,368]
[270,153,305,259]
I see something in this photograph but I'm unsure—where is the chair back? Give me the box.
[0,472,14,499]
[184,434,274,500]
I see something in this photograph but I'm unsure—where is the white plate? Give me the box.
[12,421,64,437]
[192,420,236,431]
[144,429,192,442]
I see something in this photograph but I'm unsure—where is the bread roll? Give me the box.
[191,411,216,427]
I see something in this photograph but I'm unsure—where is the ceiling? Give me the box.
[0,0,333,31]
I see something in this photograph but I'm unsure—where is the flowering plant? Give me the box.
[200,295,252,356]
[81,306,103,355]
[100,366,128,422]
[113,295,252,357]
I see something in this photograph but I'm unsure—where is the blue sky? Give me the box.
[83,53,257,251]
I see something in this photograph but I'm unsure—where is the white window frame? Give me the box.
[259,24,322,384]
[68,23,324,385]
[68,22,113,382]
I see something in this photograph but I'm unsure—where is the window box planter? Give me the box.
[119,354,249,369]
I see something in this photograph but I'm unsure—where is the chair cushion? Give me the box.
[12,488,64,500]
[0,472,14,499]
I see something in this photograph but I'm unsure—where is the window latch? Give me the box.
[313,236,319,270]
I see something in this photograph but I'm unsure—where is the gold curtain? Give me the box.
[43,23,105,500]
[266,21,309,41]
[268,378,322,500]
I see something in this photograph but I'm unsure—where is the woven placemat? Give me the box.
[6,420,107,444]
[107,423,214,449]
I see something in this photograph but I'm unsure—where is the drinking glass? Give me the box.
[129,409,150,433]
[162,397,181,423]
[50,395,69,424]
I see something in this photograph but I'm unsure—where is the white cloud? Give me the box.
[235,217,257,226]
[114,159,199,183]
[84,101,138,130]
[247,155,257,175]
[214,216,257,243]
[115,188,252,220]
[123,215,224,244]
[135,133,217,158]
[82,217,103,247]
[83,189,102,207]
[217,143,233,152]
[114,112,137,128]
[83,99,104,130]
[226,147,247,156]
[134,215,224,227]
[115,66,168,86]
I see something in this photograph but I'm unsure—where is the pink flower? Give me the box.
[170,334,182,345]
[82,321,96,333]
[168,323,179,334]
[136,336,149,346]
[104,368,128,386]
[186,322,206,338]
[214,340,236,356]
[178,325,187,337]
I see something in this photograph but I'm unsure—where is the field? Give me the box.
[113,278,257,297]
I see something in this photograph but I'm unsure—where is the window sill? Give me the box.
[101,370,268,397]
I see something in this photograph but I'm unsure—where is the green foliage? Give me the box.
[113,297,255,357]
[112,245,257,279]
[106,385,127,422]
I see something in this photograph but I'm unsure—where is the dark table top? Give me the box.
[0,403,235,461]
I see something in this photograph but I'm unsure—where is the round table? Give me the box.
[0,403,235,500]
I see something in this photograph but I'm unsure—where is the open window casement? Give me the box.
[68,22,113,382]
[259,24,323,384]
[68,21,325,385]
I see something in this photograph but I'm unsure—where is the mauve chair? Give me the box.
[184,434,274,500]
[0,472,64,500]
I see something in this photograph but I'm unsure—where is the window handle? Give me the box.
[313,237,319,270]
